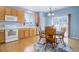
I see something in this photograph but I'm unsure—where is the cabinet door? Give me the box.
[25,29,29,38]
[5,7,11,15]
[0,7,5,15]
[0,30,5,43]
[11,8,17,16]
[33,28,36,36]
[18,29,25,39]
[29,28,34,36]
[17,10,24,23]
[0,16,5,21]
[0,7,5,21]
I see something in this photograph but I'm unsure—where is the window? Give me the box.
[24,13,35,26]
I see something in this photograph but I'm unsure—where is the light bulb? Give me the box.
[52,13,54,16]
[48,13,51,16]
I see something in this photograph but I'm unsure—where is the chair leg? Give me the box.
[45,43,48,51]
[52,43,55,48]
[39,36,41,41]
[61,37,66,46]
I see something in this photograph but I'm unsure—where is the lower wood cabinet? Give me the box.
[0,30,5,43]
[18,28,36,39]
[29,28,34,36]
[19,28,30,39]
[33,28,36,36]
[29,28,36,36]
[18,29,25,39]
[25,29,29,38]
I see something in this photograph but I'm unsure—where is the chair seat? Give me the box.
[47,38,56,40]
[46,39,56,43]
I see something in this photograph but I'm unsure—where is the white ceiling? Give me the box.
[19,6,69,12]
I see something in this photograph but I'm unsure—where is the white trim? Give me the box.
[70,37,79,40]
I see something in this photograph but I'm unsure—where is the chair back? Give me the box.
[45,26,56,41]
[45,27,56,35]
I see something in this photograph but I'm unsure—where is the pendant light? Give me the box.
[48,7,54,16]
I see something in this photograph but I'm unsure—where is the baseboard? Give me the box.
[70,37,79,40]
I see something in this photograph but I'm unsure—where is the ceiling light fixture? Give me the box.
[48,7,54,16]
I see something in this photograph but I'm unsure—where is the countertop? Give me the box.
[0,26,36,30]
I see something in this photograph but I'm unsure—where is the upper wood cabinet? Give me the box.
[11,8,17,16]
[0,7,5,15]
[17,10,25,23]
[5,7,11,15]
[0,15,5,21]
[0,30,5,43]
[0,7,25,22]
[0,7,5,21]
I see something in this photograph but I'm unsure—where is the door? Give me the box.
[11,8,17,16]
[5,7,11,15]
[18,29,25,39]
[25,29,29,38]
[17,10,24,23]
[33,28,36,36]
[29,28,34,36]
[0,30,5,43]
[0,7,5,21]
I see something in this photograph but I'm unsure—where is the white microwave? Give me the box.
[5,15,17,21]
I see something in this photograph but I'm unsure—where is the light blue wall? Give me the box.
[39,12,45,31]
[45,6,79,38]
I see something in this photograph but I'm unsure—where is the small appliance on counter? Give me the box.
[5,15,17,21]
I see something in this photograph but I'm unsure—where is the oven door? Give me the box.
[5,29,18,42]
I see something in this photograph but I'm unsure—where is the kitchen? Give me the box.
[0,6,38,44]
[1,6,79,52]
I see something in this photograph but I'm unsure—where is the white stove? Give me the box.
[5,24,18,43]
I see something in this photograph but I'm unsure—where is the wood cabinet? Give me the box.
[33,28,36,36]
[18,29,25,39]
[25,29,29,38]
[0,7,5,15]
[0,7,24,22]
[29,28,36,36]
[0,7,5,21]
[0,16,5,21]
[19,28,29,39]
[29,28,34,36]
[17,10,24,23]
[11,8,17,16]
[5,7,11,15]
[0,30,5,43]
[19,28,36,39]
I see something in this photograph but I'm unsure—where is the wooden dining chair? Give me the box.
[39,27,45,41]
[57,26,66,46]
[45,27,57,50]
